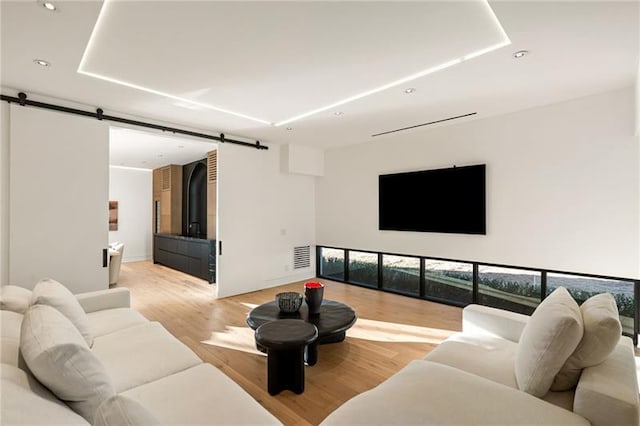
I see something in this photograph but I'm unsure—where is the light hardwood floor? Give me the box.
[117,261,463,425]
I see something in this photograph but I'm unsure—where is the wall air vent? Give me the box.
[372,112,477,137]
[161,166,170,190]
[293,246,311,269]
[207,151,217,182]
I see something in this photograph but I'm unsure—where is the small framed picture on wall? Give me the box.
[109,201,118,231]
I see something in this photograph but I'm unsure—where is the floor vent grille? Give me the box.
[293,246,311,269]
[161,166,170,190]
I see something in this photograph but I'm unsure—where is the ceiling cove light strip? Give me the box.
[275,57,464,127]
[110,165,152,172]
[78,0,510,128]
[77,0,272,126]
[77,68,273,125]
[275,1,510,127]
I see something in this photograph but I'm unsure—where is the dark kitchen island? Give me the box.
[153,234,216,283]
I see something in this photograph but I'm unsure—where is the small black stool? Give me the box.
[255,319,318,395]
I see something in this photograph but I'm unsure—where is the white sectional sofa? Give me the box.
[4,280,638,426]
[323,288,640,425]
[1,283,280,425]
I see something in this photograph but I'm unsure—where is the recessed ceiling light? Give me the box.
[513,50,528,59]
[33,59,50,67]
[42,2,56,11]
[404,88,416,94]
[334,111,344,116]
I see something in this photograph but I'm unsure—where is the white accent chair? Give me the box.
[108,243,124,286]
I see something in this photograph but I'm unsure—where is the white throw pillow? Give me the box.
[20,304,115,423]
[514,287,583,397]
[31,278,93,347]
[94,395,160,426]
[551,292,622,391]
[1,285,33,314]
[1,362,88,425]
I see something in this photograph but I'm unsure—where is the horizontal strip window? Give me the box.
[319,248,345,281]
[382,254,420,296]
[348,251,378,288]
[316,246,639,344]
[425,259,473,305]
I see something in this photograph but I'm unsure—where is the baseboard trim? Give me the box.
[122,255,152,264]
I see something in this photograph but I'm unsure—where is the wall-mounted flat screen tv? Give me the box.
[379,164,486,235]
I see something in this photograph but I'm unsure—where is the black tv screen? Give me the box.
[379,164,486,234]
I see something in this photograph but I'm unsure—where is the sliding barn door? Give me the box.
[9,105,109,293]
[216,142,270,297]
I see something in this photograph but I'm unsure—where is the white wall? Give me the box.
[281,144,325,176]
[217,142,316,297]
[635,59,640,137]
[316,88,639,279]
[636,60,640,277]
[109,166,152,262]
[0,102,9,285]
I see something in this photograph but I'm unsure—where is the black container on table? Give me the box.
[304,282,324,316]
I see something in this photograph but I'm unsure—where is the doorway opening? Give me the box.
[108,126,217,286]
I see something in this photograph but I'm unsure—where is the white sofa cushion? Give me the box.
[515,287,583,397]
[86,308,148,337]
[321,360,589,425]
[542,389,576,412]
[122,363,280,425]
[91,321,201,392]
[1,285,32,314]
[425,332,518,388]
[76,287,131,313]
[462,304,529,342]
[31,278,93,347]
[1,363,88,425]
[552,292,622,391]
[1,310,23,367]
[20,304,115,423]
[94,395,160,426]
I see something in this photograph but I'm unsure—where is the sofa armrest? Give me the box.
[76,287,131,313]
[574,336,639,426]
[462,304,529,343]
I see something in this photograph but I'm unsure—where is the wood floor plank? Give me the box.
[117,261,462,425]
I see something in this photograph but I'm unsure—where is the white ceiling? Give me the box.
[79,1,507,125]
[109,127,215,170]
[1,1,639,167]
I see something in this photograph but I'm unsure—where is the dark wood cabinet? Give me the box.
[152,165,182,235]
[154,234,216,283]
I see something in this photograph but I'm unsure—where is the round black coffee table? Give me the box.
[247,299,357,366]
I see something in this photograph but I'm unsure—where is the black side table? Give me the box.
[255,319,318,395]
